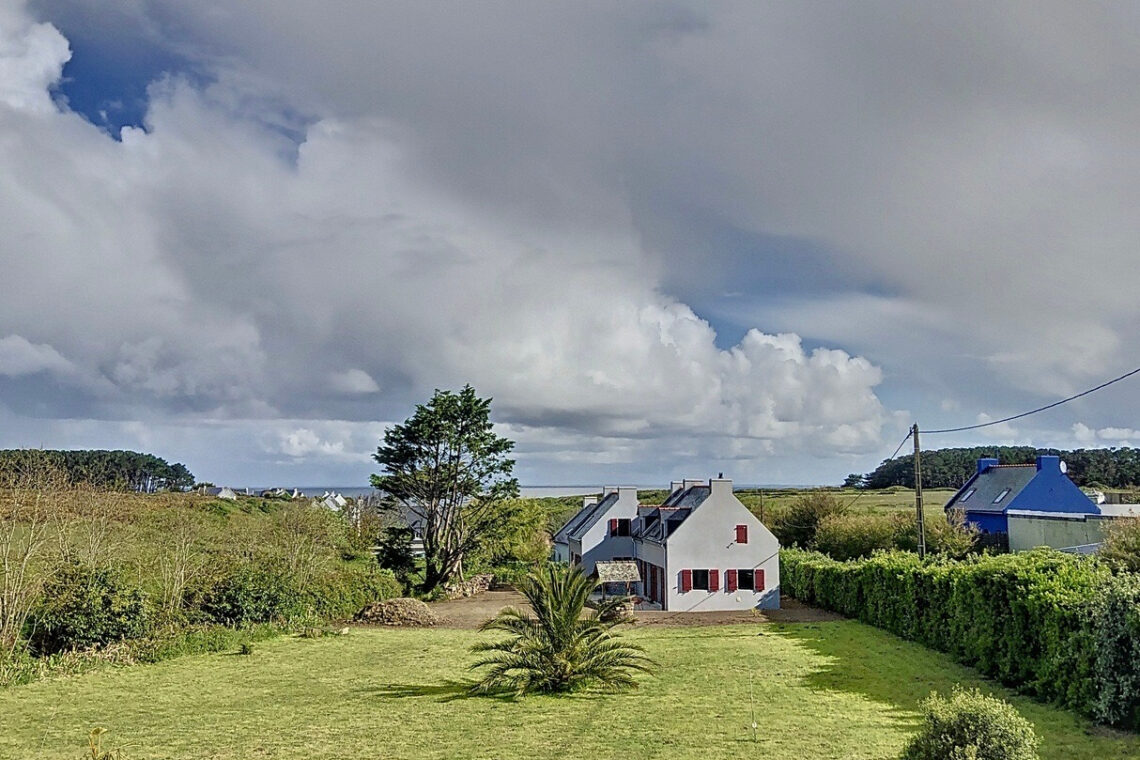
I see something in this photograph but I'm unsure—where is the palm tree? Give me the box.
[470,564,654,695]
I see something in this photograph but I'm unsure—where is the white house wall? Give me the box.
[662,480,780,611]
[572,487,640,576]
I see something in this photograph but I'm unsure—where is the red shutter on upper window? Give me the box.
[609,518,618,535]
[680,569,692,592]
[735,524,748,543]
[709,568,720,592]
[726,569,738,592]
[755,569,765,591]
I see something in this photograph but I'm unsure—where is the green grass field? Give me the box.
[2,620,1135,760]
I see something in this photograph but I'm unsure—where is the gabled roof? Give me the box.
[555,492,616,543]
[946,464,1037,514]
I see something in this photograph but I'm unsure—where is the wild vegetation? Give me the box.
[470,564,652,695]
[781,548,1140,728]
[854,445,1140,490]
[0,463,400,686]
[743,491,977,560]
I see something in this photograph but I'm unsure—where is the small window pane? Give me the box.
[738,569,755,591]
[617,519,631,537]
[692,569,710,590]
[992,488,1011,504]
[959,488,976,503]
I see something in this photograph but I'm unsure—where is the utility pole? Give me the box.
[913,423,926,559]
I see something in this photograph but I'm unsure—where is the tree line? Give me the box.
[848,446,1140,490]
[0,449,194,492]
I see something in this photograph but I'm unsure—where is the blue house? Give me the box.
[944,455,1097,535]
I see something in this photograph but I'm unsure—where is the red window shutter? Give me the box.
[726,569,738,592]
[735,524,748,543]
[756,569,765,591]
[609,518,618,535]
[680,569,692,592]
[709,568,720,592]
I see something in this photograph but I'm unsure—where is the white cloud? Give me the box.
[0,334,75,377]
[329,369,380,395]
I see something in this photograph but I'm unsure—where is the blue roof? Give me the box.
[946,457,1096,518]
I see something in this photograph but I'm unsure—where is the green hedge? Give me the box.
[781,549,1140,727]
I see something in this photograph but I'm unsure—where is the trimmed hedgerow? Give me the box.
[781,548,1140,727]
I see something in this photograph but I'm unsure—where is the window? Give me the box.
[691,569,710,591]
[727,568,765,592]
[958,488,976,503]
[738,569,755,590]
[992,488,1011,504]
[735,524,749,543]
[616,518,631,537]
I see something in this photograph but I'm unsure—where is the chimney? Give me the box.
[1036,455,1061,473]
[683,479,703,490]
[582,496,598,508]
[977,458,999,475]
[670,480,683,493]
[617,486,638,502]
[602,486,617,497]
[710,476,732,496]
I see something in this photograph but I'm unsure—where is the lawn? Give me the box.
[2,621,1136,760]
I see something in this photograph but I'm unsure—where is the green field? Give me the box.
[2,620,1135,760]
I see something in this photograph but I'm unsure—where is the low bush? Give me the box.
[303,564,402,620]
[901,687,1040,760]
[198,563,306,625]
[781,548,1140,727]
[813,512,909,560]
[25,562,153,655]
[768,492,847,548]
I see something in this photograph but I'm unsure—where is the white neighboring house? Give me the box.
[553,495,598,563]
[561,487,641,577]
[634,477,780,611]
[554,476,781,611]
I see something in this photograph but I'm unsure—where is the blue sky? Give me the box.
[2,1,1140,488]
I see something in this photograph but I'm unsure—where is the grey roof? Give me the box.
[560,492,617,542]
[672,486,710,509]
[636,507,692,541]
[945,465,1036,514]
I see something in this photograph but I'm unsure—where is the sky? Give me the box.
[2,1,1140,488]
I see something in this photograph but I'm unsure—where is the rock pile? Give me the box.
[444,573,494,599]
[355,598,438,627]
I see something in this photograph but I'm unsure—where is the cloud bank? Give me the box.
[5,1,1140,485]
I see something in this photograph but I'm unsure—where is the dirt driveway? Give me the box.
[429,591,839,629]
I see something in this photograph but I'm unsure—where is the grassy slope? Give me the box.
[2,621,1134,760]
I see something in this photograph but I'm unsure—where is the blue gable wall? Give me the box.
[1006,456,1098,515]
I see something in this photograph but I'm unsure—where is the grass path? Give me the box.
[1,621,1136,759]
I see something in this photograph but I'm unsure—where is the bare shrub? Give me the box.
[0,462,66,654]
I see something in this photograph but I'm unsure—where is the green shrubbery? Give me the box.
[901,687,1040,760]
[769,492,976,560]
[26,563,152,655]
[198,563,306,626]
[781,548,1140,727]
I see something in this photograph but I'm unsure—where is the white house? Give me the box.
[633,477,780,611]
[553,495,598,563]
[556,477,781,611]
[562,486,641,577]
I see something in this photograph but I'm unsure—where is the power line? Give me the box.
[843,428,912,510]
[923,364,1140,435]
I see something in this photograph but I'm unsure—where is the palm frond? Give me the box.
[469,564,655,696]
